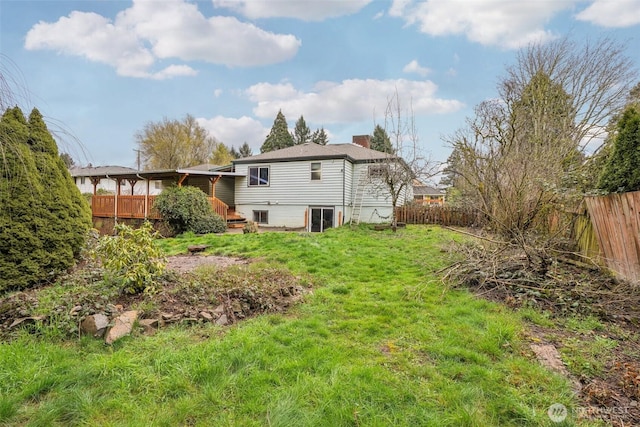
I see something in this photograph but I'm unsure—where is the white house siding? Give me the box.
[345,162,412,224]
[73,177,163,195]
[234,159,348,228]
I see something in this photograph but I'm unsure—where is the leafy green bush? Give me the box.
[154,186,226,235]
[92,222,166,294]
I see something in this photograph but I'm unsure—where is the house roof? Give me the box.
[413,185,444,196]
[233,142,394,165]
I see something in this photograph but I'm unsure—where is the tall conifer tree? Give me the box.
[260,110,293,153]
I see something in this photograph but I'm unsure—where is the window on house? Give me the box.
[253,210,268,224]
[311,162,321,180]
[80,177,85,185]
[249,166,269,186]
[368,164,388,178]
[154,181,162,190]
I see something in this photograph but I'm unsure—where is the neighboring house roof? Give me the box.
[233,142,394,165]
[413,185,444,196]
[69,166,137,177]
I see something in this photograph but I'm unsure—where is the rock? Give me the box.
[215,314,229,326]
[70,305,83,316]
[138,318,160,335]
[80,313,110,338]
[212,304,225,315]
[105,310,138,345]
[9,316,45,329]
[188,245,209,255]
[199,311,213,321]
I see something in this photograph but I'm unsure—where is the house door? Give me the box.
[310,207,334,232]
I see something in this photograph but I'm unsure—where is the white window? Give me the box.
[249,167,269,186]
[368,164,388,178]
[311,162,321,181]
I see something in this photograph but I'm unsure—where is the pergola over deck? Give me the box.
[79,168,244,221]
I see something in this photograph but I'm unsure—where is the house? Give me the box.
[73,136,410,232]
[412,182,445,206]
[70,166,166,195]
[231,136,409,231]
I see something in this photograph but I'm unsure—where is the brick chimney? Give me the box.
[352,135,371,149]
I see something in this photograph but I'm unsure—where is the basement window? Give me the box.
[253,210,268,224]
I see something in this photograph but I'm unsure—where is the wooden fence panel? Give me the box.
[394,205,481,227]
[585,192,640,283]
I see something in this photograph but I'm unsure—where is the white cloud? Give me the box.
[245,78,464,123]
[403,59,431,76]
[197,115,268,152]
[213,0,372,21]
[389,0,576,49]
[25,0,301,78]
[576,0,640,28]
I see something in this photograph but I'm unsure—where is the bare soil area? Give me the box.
[0,254,309,340]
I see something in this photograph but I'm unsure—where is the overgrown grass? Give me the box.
[0,225,590,426]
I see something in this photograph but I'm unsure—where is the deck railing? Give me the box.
[91,195,228,221]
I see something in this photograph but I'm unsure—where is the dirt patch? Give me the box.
[0,254,310,341]
[165,254,248,273]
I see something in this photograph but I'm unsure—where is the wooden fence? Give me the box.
[583,191,640,283]
[394,205,482,227]
[91,195,228,221]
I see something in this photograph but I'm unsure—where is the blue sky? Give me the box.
[1,0,639,170]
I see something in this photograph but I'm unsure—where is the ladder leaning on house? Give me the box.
[350,173,367,227]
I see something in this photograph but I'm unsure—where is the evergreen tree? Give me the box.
[238,142,253,158]
[0,107,49,291]
[260,110,293,153]
[0,107,91,292]
[28,108,91,261]
[229,146,240,159]
[597,105,640,193]
[292,115,311,145]
[311,127,329,145]
[60,152,75,168]
[371,125,394,153]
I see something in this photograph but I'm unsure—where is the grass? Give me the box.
[0,225,590,426]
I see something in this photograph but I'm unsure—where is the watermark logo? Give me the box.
[548,403,568,423]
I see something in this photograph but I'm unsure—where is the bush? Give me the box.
[243,221,259,234]
[154,186,226,235]
[0,107,91,293]
[92,222,166,294]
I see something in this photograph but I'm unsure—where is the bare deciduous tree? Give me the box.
[367,91,440,231]
[445,36,636,255]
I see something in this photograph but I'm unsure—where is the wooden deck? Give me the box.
[91,195,230,221]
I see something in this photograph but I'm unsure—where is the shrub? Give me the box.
[243,221,259,234]
[153,186,226,235]
[0,107,91,293]
[92,222,166,294]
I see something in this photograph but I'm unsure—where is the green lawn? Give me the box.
[0,225,585,426]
